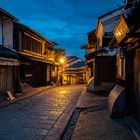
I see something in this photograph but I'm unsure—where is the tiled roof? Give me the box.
[0,46,18,59]
[15,22,55,46]
[66,56,78,60]
[19,53,54,64]
[85,48,108,60]
[80,44,88,49]
[68,61,85,68]
[98,6,124,19]
[127,0,140,30]
[66,56,79,63]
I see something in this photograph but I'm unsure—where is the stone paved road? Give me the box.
[72,91,137,140]
[0,85,85,140]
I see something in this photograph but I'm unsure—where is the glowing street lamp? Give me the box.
[60,58,64,64]
[59,58,65,86]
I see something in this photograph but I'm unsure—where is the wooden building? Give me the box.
[0,8,20,98]
[93,6,127,92]
[110,0,140,123]
[82,7,125,92]
[13,23,59,87]
[81,30,97,83]
[94,55,116,92]
[63,56,86,85]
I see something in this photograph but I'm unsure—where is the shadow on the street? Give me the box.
[81,106,107,114]
[87,91,109,97]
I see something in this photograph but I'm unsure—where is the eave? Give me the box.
[80,44,88,49]
[0,8,18,21]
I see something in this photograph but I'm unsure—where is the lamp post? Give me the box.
[59,58,65,86]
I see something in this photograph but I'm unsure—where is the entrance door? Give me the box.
[133,48,140,123]
[126,48,140,123]
[0,67,13,97]
[67,75,71,85]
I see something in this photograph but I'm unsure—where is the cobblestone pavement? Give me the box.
[0,85,85,140]
[72,91,137,140]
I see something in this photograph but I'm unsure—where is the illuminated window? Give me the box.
[117,48,125,79]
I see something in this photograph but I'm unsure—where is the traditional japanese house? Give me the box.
[81,30,97,83]
[109,0,140,123]
[13,23,59,87]
[44,47,62,85]
[63,56,86,85]
[0,8,20,99]
[87,7,127,93]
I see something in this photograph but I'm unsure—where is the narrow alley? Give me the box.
[0,85,84,140]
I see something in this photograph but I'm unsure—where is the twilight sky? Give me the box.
[1,0,123,59]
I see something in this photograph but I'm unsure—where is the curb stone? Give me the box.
[76,87,87,109]
[44,101,77,140]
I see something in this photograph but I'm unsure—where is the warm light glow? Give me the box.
[60,58,65,64]
[114,16,130,43]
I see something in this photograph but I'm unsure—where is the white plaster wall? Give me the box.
[104,23,116,34]
[3,19,13,49]
[0,20,2,45]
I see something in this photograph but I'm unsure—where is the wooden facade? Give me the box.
[81,8,123,92]
[0,7,62,99]
[63,70,85,85]
[94,56,116,92]
[110,0,140,123]
[126,46,140,123]
[63,58,86,85]
[0,66,15,96]
[14,23,60,87]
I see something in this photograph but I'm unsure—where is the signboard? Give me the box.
[47,65,51,82]
[7,91,15,101]
[114,16,130,43]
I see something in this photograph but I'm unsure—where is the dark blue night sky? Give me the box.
[0,0,123,59]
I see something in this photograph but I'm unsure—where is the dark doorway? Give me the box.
[126,47,140,123]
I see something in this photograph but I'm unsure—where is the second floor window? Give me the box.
[23,34,31,51]
[32,39,42,54]
[23,33,42,54]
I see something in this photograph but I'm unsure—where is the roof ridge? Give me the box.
[98,6,124,19]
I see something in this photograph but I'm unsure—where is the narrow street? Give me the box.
[0,85,85,140]
[0,1,140,140]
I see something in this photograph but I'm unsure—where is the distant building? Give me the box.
[66,56,81,67]
[63,56,86,85]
